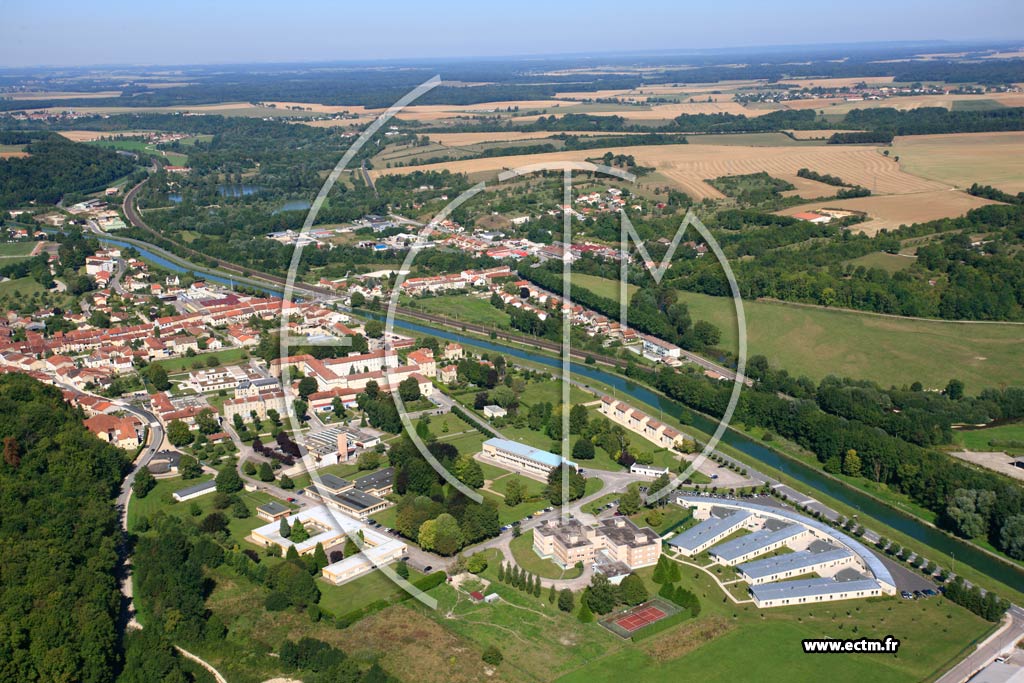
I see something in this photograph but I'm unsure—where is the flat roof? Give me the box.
[750,577,881,602]
[738,548,851,580]
[173,480,216,497]
[484,437,576,469]
[257,501,289,516]
[354,467,395,492]
[709,523,804,562]
[319,473,350,491]
[675,496,895,588]
[668,510,751,551]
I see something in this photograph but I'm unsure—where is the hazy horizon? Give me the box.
[3,0,1023,69]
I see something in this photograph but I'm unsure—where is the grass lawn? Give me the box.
[0,241,37,259]
[509,530,583,579]
[845,251,915,273]
[154,347,251,373]
[316,564,426,617]
[409,294,512,328]
[127,474,293,543]
[953,420,1024,451]
[568,272,1024,391]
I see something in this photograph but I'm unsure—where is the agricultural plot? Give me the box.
[567,273,1024,391]
[891,131,1024,193]
[375,142,947,204]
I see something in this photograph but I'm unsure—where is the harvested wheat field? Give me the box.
[377,143,946,200]
[891,132,1024,193]
[783,92,1024,113]
[57,130,148,142]
[780,189,997,235]
[0,150,29,159]
[778,76,896,88]
[784,129,865,140]
[427,131,639,146]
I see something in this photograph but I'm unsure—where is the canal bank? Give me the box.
[108,236,1024,600]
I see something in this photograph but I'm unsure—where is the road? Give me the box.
[936,605,1024,683]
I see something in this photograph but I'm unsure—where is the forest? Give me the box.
[0,132,138,205]
[0,374,128,682]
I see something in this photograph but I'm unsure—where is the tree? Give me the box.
[280,517,291,539]
[279,473,295,489]
[133,467,156,498]
[548,583,556,603]
[395,560,410,579]
[1001,516,1024,560]
[945,379,965,401]
[167,419,193,447]
[842,449,862,478]
[350,291,366,307]
[618,484,642,516]
[243,460,257,476]
[619,573,647,606]
[356,450,381,470]
[313,543,328,571]
[419,513,464,555]
[215,466,243,493]
[467,553,488,574]
[398,376,421,402]
[558,588,575,613]
[291,519,310,543]
[232,498,250,519]
[505,476,526,506]
[545,466,586,505]
[297,377,318,400]
[258,462,275,482]
[195,409,219,435]
[585,574,617,615]
[648,473,671,505]
[572,438,595,460]
[293,399,308,421]
[453,453,484,489]
[147,364,171,391]
[364,320,384,338]
[569,404,589,434]
[577,598,594,623]
[200,512,228,535]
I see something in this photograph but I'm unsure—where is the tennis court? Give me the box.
[599,597,681,638]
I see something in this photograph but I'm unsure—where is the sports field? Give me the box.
[568,273,1024,391]
[600,598,680,638]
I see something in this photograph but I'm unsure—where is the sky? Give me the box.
[2,0,1023,68]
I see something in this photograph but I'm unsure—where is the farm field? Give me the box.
[427,130,639,146]
[844,251,916,273]
[0,144,29,158]
[953,420,1024,453]
[779,189,997,236]
[891,131,1024,193]
[568,273,1024,391]
[0,242,37,259]
[780,91,1024,113]
[374,142,949,203]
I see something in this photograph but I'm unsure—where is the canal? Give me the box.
[112,237,1024,591]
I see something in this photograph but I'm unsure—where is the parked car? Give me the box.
[711,474,719,480]
[900,591,913,599]
[423,566,433,573]
[286,497,296,503]
[923,589,938,597]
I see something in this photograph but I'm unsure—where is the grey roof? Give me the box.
[738,548,851,580]
[709,523,804,562]
[312,485,385,511]
[319,473,350,491]
[173,480,216,498]
[750,577,881,603]
[257,501,289,516]
[354,467,394,492]
[668,510,751,551]
[597,517,660,548]
[675,496,896,589]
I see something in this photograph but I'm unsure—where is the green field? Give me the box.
[953,420,1024,454]
[569,272,1024,391]
[89,138,188,165]
[0,242,36,259]
[845,251,915,273]
[407,294,512,328]
[156,347,251,374]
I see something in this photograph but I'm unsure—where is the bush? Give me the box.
[265,591,291,611]
[482,645,503,666]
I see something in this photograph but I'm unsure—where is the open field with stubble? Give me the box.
[569,273,1024,391]
[374,142,948,201]
[891,131,1024,193]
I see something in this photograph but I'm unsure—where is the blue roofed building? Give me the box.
[668,507,753,556]
[481,438,577,477]
[737,544,853,584]
[749,575,884,608]
[709,520,808,566]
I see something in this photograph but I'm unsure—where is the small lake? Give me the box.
[274,199,312,214]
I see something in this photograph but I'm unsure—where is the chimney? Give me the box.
[635,534,646,544]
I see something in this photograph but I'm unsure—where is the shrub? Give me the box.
[482,645,503,666]
[265,591,290,611]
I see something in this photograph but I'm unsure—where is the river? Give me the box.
[108,237,1024,591]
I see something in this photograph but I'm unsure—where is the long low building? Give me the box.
[709,521,808,566]
[668,507,753,556]
[673,495,897,608]
[321,527,407,585]
[750,575,884,608]
[738,544,853,585]
[481,438,577,477]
